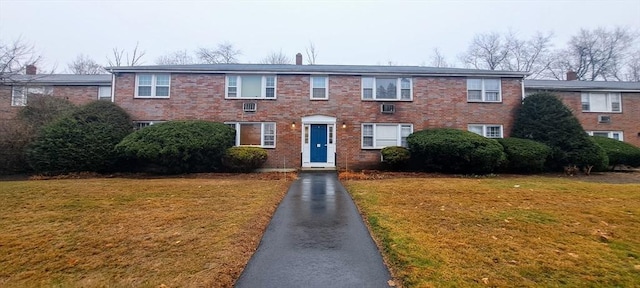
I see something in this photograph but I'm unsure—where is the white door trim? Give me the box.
[301,115,336,168]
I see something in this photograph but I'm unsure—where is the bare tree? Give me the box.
[429,48,449,67]
[67,54,105,74]
[305,41,319,65]
[260,50,291,64]
[0,37,42,79]
[196,42,241,64]
[156,50,194,65]
[545,27,635,80]
[106,42,145,67]
[624,50,640,81]
[502,31,553,78]
[459,32,509,70]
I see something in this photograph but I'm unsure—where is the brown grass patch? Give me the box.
[345,175,640,287]
[0,177,292,287]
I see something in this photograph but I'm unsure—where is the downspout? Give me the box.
[110,71,116,102]
[521,75,526,101]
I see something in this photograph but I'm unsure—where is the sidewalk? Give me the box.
[235,172,392,288]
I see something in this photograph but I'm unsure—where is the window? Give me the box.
[468,124,503,138]
[581,92,621,112]
[11,86,53,106]
[362,124,413,149]
[133,121,164,130]
[467,79,501,102]
[135,74,170,98]
[98,86,111,101]
[226,75,277,99]
[361,77,412,100]
[310,76,328,99]
[587,131,623,141]
[227,122,276,148]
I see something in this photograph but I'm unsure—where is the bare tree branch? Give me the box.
[155,50,194,65]
[460,32,509,70]
[67,54,105,74]
[260,50,291,64]
[106,42,146,67]
[0,37,42,80]
[305,41,318,65]
[196,42,241,64]
[429,48,449,67]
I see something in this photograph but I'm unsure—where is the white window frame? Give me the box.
[98,86,112,101]
[468,124,504,138]
[226,75,277,99]
[133,120,164,130]
[226,122,276,148]
[587,131,624,141]
[361,123,413,149]
[11,86,54,106]
[310,76,329,100]
[581,92,622,113]
[361,77,412,101]
[135,74,171,98]
[467,78,502,102]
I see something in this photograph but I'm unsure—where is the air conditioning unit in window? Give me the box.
[381,104,395,114]
[598,115,611,123]
[243,102,257,112]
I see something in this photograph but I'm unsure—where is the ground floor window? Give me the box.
[468,124,503,138]
[362,123,412,149]
[587,131,623,141]
[226,122,276,148]
[133,121,164,130]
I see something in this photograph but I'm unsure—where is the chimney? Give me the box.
[566,70,577,81]
[26,64,37,75]
[295,53,303,65]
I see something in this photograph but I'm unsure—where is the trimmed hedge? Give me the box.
[116,121,235,174]
[497,138,552,173]
[223,146,268,172]
[26,101,132,174]
[591,136,640,168]
[407,128,506,174]
[380,146,410,171]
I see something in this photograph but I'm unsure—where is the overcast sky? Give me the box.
[1,0,638,72]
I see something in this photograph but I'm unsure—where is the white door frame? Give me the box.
[301,115,336,168]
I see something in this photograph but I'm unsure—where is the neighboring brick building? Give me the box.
[0,71,112,120]
[525,80,640,147]
[107,63,527,170]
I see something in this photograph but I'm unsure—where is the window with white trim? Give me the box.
[133,120,164,130]
[468,124,503,138]
[362,77,412,100]
[587,131,623,141]
[135,74,170,98]
[467,79,501,102]
[581,92,621,112]
[362,124,413,149]
[310,76,328,99]
[11,86,53,106]
[98,86,111,101]
[226,122,276,148]
[226,75,277,99]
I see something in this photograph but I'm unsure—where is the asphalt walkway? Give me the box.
[234,172,393,288]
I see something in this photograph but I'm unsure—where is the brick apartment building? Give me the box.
[2,61,638,170]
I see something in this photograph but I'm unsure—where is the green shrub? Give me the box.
[26,101,132,174]
[380,146,410,171]
[570,138,609,172]
[511,92,604,170]
[407,128,506,174]
[223,146,268,172]
[591,136,640,169]
[116,121,235,174]
[497,138,552,173]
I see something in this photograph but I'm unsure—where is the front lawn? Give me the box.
[0,176,290,287]
[345,176,640,287]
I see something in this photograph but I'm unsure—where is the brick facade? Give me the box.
[553,91,640,147]
[0,85,103,120]
[114,72,523,169]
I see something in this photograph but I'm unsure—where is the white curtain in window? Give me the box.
[376,125,398,147]
[241,76,262,97]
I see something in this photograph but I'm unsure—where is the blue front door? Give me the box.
[310,124,328,163]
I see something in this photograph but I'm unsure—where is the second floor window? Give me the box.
[136,74,170,98]
[467,79,501,102]
[310,76,328,99]
[226,75,277,99]
[581,92,621,112]
[362,77,412,100]
[11,86,53,106]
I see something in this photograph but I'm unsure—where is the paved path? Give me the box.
[235,172,392,288]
